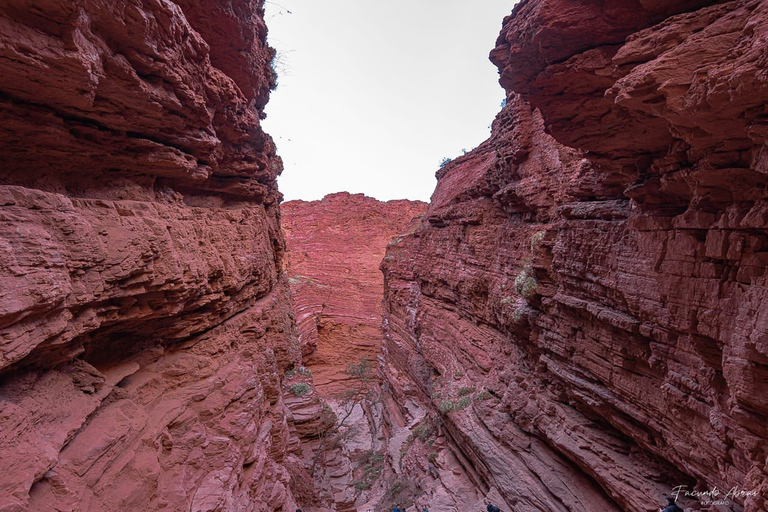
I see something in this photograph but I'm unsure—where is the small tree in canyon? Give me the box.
[312,357,381,474]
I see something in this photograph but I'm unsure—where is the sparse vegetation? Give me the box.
[458,386,476,397]
[353,450,385,494]
[312,358,381,474]
[285,366,311,378]
[477,390,494,401]
[454,396,472,411]
[438,400,455,414]
[290,383,310,396]
[376,478,422,512]
[430,391,442,400]
[439,396,472,414]
[268,51,279,91]
[530,230,545,251]
[413,421,434,441]
[514,231,545,303]
[515,266,537,301]
[427,451,437,463]
[439,157,452,168]
[354,480,372,491]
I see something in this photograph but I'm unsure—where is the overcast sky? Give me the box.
[263,0,518,202]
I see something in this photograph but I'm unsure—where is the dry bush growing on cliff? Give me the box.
[352,450,385,493]
[515,266,537,301]
[375,478,423,512]
[438,396,472,414]
[477,390,494,401]
[290,383,310,396]
[311,358,381,474]
[412,420,434,441]
[457,386,476,397]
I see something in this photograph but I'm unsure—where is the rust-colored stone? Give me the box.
[0,1,309,510]
[282,192,426,395]
[383,1,768,511]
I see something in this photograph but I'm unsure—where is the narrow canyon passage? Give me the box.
[1,1,767,512]
[279,193,500,511]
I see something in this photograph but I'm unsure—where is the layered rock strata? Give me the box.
[0,1,310,510]
[382,1,768,511]
[282,193,426,394]
[281,193,427,510]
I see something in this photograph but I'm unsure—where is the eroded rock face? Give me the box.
[382,2,768,511]
[0,1,308,510]
[282,193,426,395]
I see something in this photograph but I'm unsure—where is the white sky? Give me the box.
[263,0,518,202]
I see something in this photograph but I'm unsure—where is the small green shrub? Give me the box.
[297,366,311,376]
[515,266,537,301]
[438,400,454,414]
[439,397,472,414]
[284,369,296,378]
[512,306,526,323]
[346,358,373,380]
[477,390,493,401]
[530,230,545,251]
[413,422,433,441]
[354,480,372,491]
[427,451,437,463]
[431,391,442,400]
[458,387,476,397]
[453,371,464,379]
[500,296,514,305]
[354,450,385,494]
[290,383,310,397]
[454,396,472,411]
[439,157,452,168]
[377,479,422,512]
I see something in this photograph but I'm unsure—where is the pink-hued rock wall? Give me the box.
[381,1,768,511]
[282,193,426,394]
[0,1,310,510]
[281,193,427,510]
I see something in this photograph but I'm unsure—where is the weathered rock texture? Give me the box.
[281,193,427,510]
[0,1,310,510]
[382,1,768,511]
[282,193,426,395]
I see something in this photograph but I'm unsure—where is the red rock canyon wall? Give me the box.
[0,1,310,510]
[282,193,426,394]
[381,1,767,511]
[281,193,427,510]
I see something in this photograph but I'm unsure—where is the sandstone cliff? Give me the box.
[0,1,309,510]
[381,1,768,511]
[282,193,426,394]
[281,193,427,510]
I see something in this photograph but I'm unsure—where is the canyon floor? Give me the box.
[1,0,767,511]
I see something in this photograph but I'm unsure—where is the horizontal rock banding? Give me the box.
[382,1,768,511]
[0,1,308,510]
